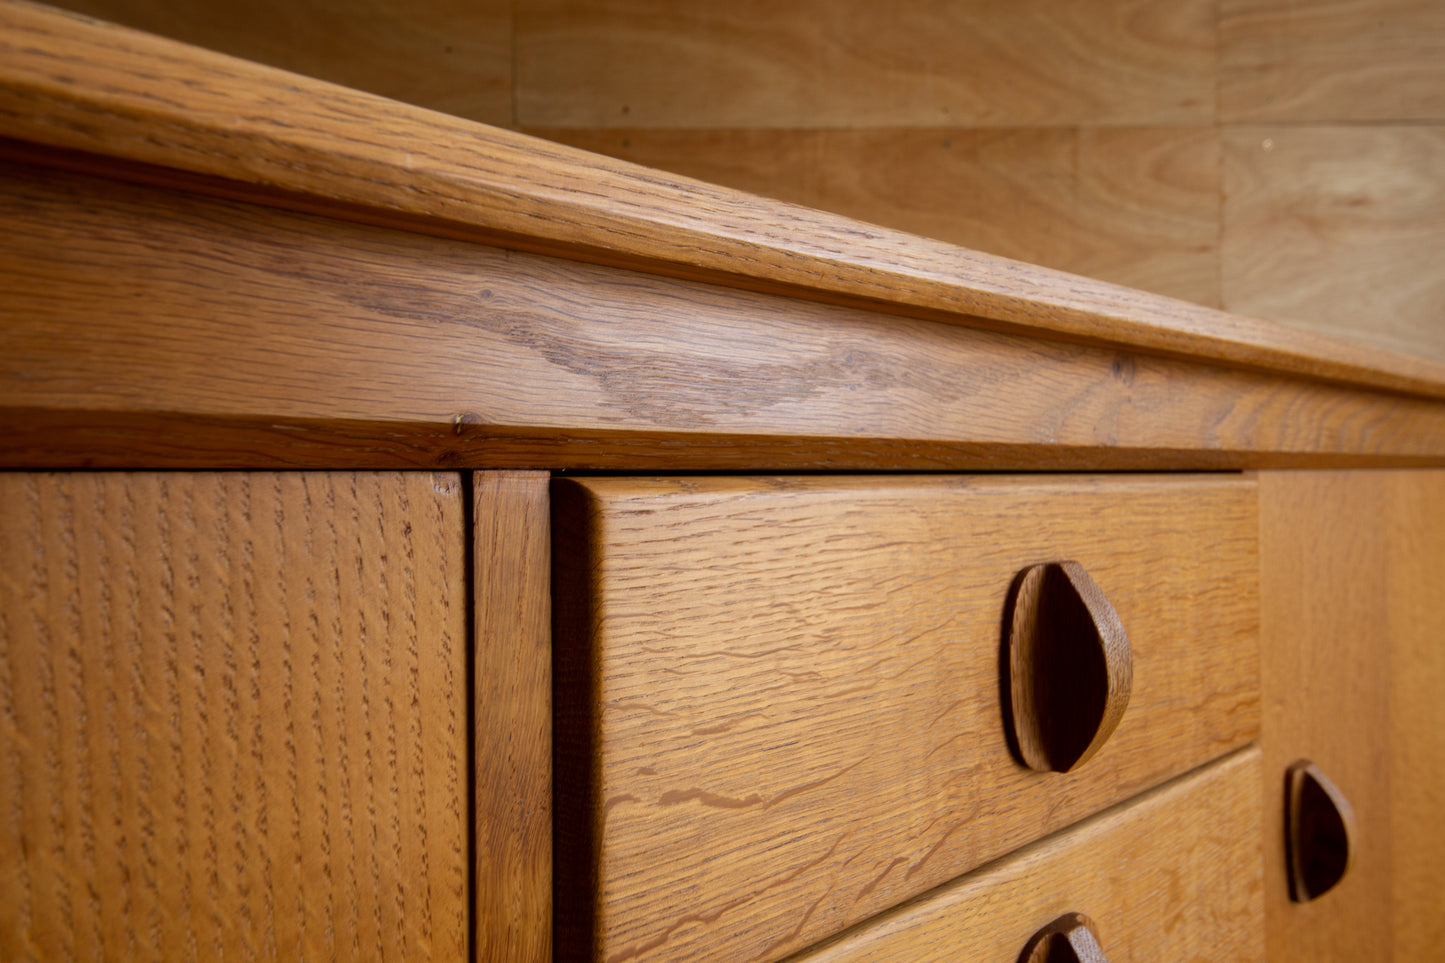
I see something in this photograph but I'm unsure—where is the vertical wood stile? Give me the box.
[473,470,553,962]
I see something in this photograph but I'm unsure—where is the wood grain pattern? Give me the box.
[1259,471,1394,960]
[553,474,1260,963]
[788,747,1264,963]
[1223,126,1445,366]
[5,159,1445,472]
[0,471,470,961]
[1220,0,1445,122]
[1068,127,1222,309]
[3,0,1444,400]
[1384,471,1445,960]
[515,0,1216,128]
[50,0,513,126]
[474,471,552,962]
[532,126,1223,307]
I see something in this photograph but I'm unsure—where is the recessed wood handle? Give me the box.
[1005,561,1132,773]
[1286,760,1356,902]
[1019,912,1110,963]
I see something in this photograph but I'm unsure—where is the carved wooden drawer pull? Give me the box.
[1020,912,1110,963]
[1006,561,1132,773]
[1286,760,1356,902]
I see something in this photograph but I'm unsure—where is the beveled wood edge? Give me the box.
[6,409,1445,471]
[3,0,1445,401]
[782,744,1263,963]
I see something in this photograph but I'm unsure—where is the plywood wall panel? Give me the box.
[1071,126,1221,306]
[0,471,470,962]
[1222,126,1445,364]
[531,127,1076,265]
[516,0,1216,129]
[537,126,1221,306]
[53,0,514,126]
[1220,0,1445,122]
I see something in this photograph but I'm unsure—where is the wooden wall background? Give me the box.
[53,0,1445,363]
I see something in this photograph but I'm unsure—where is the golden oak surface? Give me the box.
[1260,470,1445,961]
[1,7,1444,962]
[5,158,1445,471]
[474,471,554,962]
[39,0,1445,365]
[1386,472,1445,959]
[3,0,1444,401]
[553,474,1259,963]
[0,471,470,961]
[790,748,1264,963]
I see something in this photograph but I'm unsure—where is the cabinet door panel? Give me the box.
[1260,469,1445,961]
[1260,470,1391,961]
[0,472,469,961]
[1387,472,1445,959]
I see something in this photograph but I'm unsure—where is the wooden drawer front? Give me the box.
[792,747,1265,962]
[0,472,470,961]
[553,474,1259,963]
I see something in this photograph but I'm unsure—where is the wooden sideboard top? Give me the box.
[3,0,1444,470]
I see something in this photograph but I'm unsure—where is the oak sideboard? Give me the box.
[3,3,1443,960]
